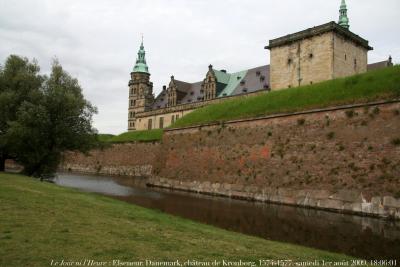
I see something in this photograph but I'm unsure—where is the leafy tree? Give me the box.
[0,55,44,172]
[1,55,98,178]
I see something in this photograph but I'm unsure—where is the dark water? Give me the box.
[55,173,400,260]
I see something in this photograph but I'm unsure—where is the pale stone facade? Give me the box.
[266,22,373,90]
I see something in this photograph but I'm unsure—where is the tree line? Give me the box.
[0,55,98,178]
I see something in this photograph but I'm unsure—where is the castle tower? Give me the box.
[266,0,372,90]
[338,0,350,29]
[128,39,154,131]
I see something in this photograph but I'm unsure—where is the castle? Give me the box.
[128,0,392,131]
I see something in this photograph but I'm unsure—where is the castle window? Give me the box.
[134,100,136,106]
[288,58,292,65]
[148,119,152,130]
[171,115,175,124]
[345,54,347,60]
[130,100,133,107]
[176,114,179,120]
[159,117,164,129]
[309,53,313,59]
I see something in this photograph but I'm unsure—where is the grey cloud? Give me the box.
[1,0,399,134]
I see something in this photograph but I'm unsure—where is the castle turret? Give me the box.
[128,39,154,131]
[338,0,350,29]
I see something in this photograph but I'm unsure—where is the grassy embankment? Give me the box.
[0,172,356,266]
[172,66,400,128]
[100,66,400,142]
[102,129,164,143]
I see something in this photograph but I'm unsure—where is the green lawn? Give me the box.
[0,172,358,267]
[97,133,115,142]
[105,129,163,143]
[172,66,400,128]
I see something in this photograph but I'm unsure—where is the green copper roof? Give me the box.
[217,70,248,97]
[133,40,149,74]
[213,70,231,84]
[338,0,350,29]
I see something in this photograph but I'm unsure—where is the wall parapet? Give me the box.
[165,99,400,132]
[147,176,400,220]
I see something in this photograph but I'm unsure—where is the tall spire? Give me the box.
[338,0,350,30]
[133,37,149,74]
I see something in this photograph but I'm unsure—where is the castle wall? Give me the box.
[270,32,334,90]
[60,142,160,177]
[135,109,194,131]
[61,100,400,219]
[333,32,368,78]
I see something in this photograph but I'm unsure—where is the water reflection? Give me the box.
[55,173,400,260]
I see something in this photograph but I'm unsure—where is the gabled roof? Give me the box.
[151,64,270,110]
[367,60,393,71]
[218,70,248,97]
[213,70,231,84]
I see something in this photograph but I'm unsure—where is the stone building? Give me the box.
[128,0,392,131]
[265,0,373,89]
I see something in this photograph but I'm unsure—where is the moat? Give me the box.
[55,173,400,260]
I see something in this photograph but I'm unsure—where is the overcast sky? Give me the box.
[1,0,399,134]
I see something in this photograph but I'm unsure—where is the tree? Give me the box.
[1,56,98,178]
[0,55,44,172]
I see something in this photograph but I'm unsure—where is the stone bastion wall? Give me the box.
[59,100,400,219]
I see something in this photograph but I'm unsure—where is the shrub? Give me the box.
[391,138,400,146]
[327,132,335,140]
[297,118,305,125]
[345,110,355,118]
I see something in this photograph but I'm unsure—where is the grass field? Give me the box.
[97,134,115,142]
[103,129,163,143]
[172,66,400,128]
[0,172,358,267]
